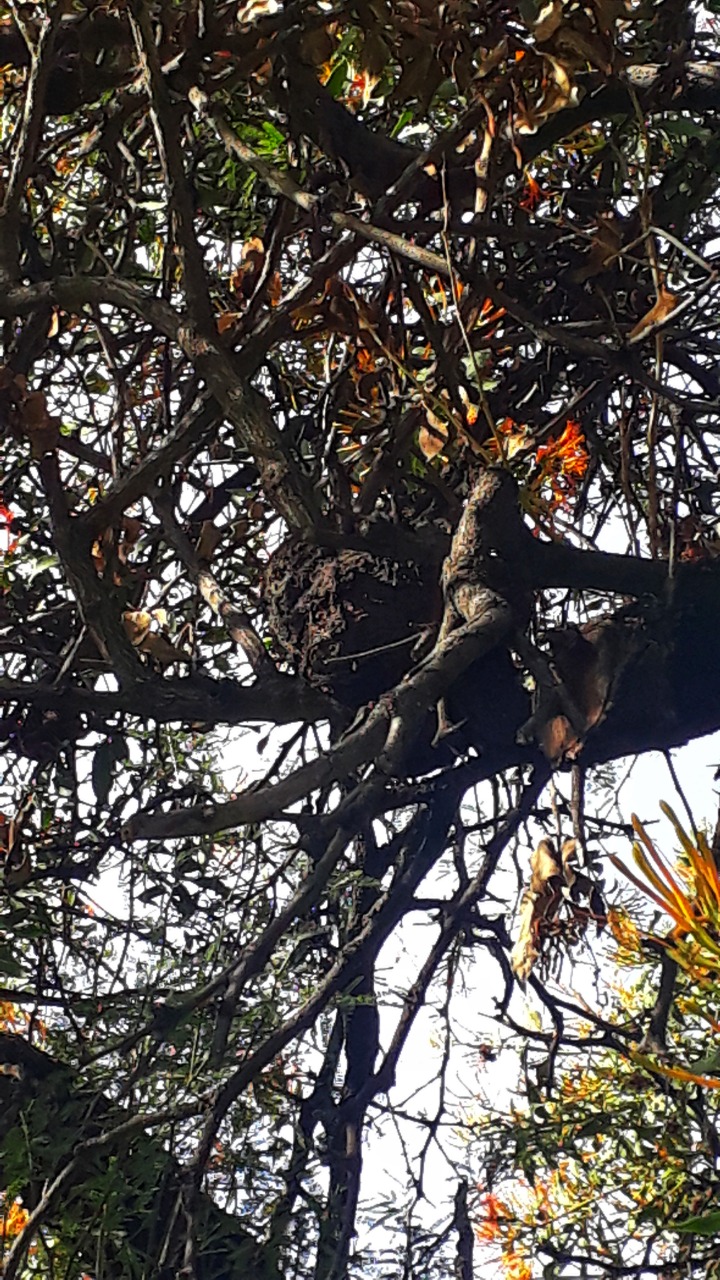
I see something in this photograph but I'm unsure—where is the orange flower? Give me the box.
[502,1248,533,1280]
[476,1192,512,1242]
[345,69,377,110]
[1,1198,29,1238]
[519,172,542,211]
[477,296,506,328]
[536,418,588,477]
[534,419,588,508]
[0,1000,19,1030]
[0,500,18,556]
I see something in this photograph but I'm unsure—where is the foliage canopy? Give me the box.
[3,0,720,1276]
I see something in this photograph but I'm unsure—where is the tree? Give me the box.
[2,0,720,1275]
[467,807,720,1280]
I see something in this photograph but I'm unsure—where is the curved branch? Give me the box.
[0,277,320,534]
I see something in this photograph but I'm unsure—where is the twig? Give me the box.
[1,1097,206,1280]
[0,0,74,283]
[152,487,279,679]
[189,87,453,279]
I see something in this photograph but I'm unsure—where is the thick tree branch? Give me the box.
[38,453,142,686]
[0,671,336,728]
[522,62,720,167]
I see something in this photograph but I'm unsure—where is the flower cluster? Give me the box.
[534,419,589,509]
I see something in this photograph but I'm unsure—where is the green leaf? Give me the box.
[259,119,285,154]
[325,59,349,98]
[91,734,127,805]
[686,1048,720,1075]
[672,1211,720,1235]
[0,947,25,978]
[28,553,59,580]
[661,118,713,141]
[391,107,415,138]
[91,741,114,806]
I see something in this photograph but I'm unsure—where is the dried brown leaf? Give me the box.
[534,0,564,43]
[418,415,448,459]
[628,285,681,343]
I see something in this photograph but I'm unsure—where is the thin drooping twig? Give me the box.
[128,6,322,537]
[0,0,74,283]
[370,764,550,1098]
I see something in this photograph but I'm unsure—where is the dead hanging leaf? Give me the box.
[511,838,563,980]
[591,0,627,35]
[47,309,60,338]
[4,844,31,890]
[455,130,478,155]
[121,516,142,550]
[290,297,324,327]
[392,42,441,108]
[486,417,534,461]
[452,48,476,94]
[92,532,111,576]
[418,412,448,459]
[138,632,188,666]
[241,234,265,263]
[123,608,153,647]
[360,28,391,77]
[123,609,188,667]
[345,284,383,338]
[230,236,266,301]
[20,390,62,457]
[512,54,576,134]
[533,0,564,42]
[476,39,508,78]
[554,23,613,72]
[2,793,34,890]
[196,520,224,563]
[217,312,242,335]
[572,212,623,282]
[92,517,143,580]
[534,712,575,763]
[537,74,578,119]
[561,836,579,886]
[267,271,282,306]
[474,126,494,213]
[513,94,542,136]
[23,392,51,427]
[538,54,577,116]
[510,835,606,979]
[628,284,682,344]
[532,837,564,886]
[529,619,631,763]
[237,0,280,24]
[299,25,335,67]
